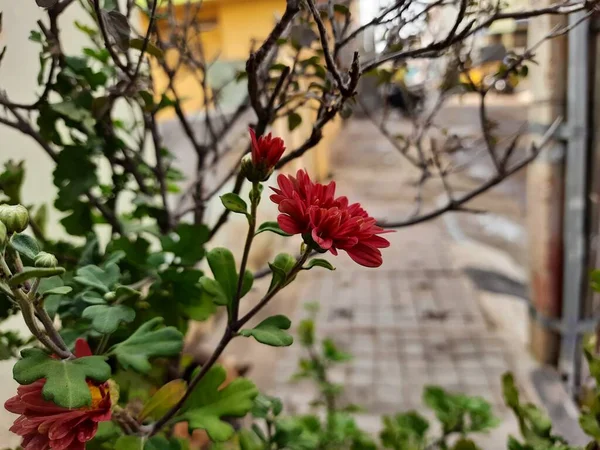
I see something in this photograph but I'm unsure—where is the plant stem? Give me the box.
[96,333,111,355]
[150,248,311,437]
[0,255,12,278]
[33,303,73,359]
[29,279,41,300]
[231,183,260,324]
[150,327,233,435]
[236,248,311,330]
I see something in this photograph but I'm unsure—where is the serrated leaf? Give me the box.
[304,258,335,271]
[10,234,40,260]
[269,253,296,291]
[13,347,110,408]
[82,304,136,334]
[220,193,248,215]
[255,221,292,237]
[74,263,120,293]
[240,315,293,347]
[111,318,183,373]
[207,248,237,303]
[140,379,187,421]
[178,365,259,441]
[288,112,302,131]
[8,267,65,287]
[129,38,164,59]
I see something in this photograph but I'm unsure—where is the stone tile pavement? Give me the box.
[265,118,545,448]
[270,223,520,443]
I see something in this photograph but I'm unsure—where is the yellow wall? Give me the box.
[217,0,285,60]
[144,0,343,181]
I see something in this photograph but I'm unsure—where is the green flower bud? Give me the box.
[34,251,58,268]
[104,292,117,302]
[0,222,6,246]
[240,154,273,183]
[0,204,29,234]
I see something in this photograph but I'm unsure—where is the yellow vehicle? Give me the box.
[459,44,519,94]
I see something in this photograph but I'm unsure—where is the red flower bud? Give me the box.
[245,128,286,181]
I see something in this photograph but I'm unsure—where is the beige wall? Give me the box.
[0,2,95,442]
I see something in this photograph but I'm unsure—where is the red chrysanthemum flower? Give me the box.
[270,169,339,235]
[309,204,391,268]
[5,340,112,450]
[247,128,286,178]
[270,169,392,267]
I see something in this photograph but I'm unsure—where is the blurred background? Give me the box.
[0,0,597,448]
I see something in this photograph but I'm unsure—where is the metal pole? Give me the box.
[559,11,591,395]
[527,6,568,366]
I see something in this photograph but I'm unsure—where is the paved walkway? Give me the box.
[267,117,543,448]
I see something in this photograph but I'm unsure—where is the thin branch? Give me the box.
[379,117,563,228]
[362,0,591,72]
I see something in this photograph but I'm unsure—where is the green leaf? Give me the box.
[8,267,65,287]
[502,372,520,409]
[178,365,259,441]
[256,221,292,237]
[36,0,58,8]
[82,304,136,334]
[239,428,264,450]
[115,436,145,450]
[199,276,229,306]
[81,291,106,304]
[114,285,142,302]
[269,253,296,291]
[322,338,352,362]
[111,318,184,373]
[100,9,131,51]
[75,264,120,293]
[288,112,302,131]
[304,258,335,271]
[160,223,209,266]
[240,315,293,347]
[452,439,481,450]
[38,276,72,297]
[220,193,248,215]
[333,4,350,15]
[10,234,40,260]
[522,404,552,436]
[207,248,237,304]
[144,436,184,450]
[13,347,110,408]
[129,38,164,58]
[580,413,600,440]
[140,379,187,421]
[241,270,254,298]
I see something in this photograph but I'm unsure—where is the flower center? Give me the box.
[87,383,105,410]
